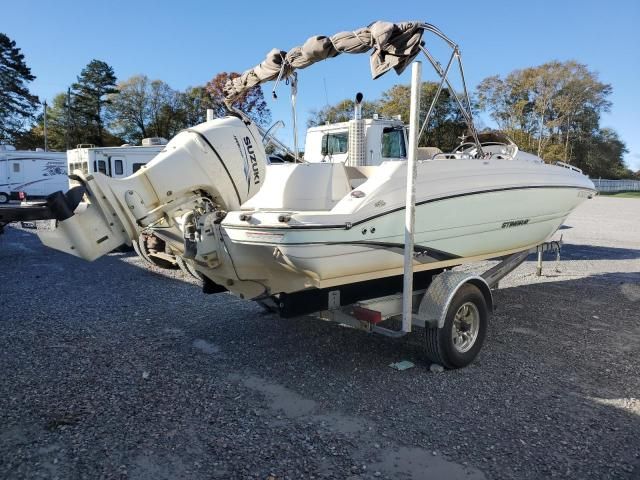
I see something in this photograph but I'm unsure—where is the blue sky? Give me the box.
[4,0,639,169]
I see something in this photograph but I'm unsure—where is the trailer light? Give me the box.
[352,306,383,324]
[351,190,365,198]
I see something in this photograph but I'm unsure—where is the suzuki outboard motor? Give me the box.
[38,116,267,260]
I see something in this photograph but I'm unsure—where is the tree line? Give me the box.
[1,32,634,179]
[476,61,629,179]
[14,64,270,151]
[1,33,270,151]
[310,62,632,179]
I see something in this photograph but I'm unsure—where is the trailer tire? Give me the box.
[0,192,9,204]
[424,283,487,369]
[132,237,154,267]
[134,234,178,270]
[176,255,201,280]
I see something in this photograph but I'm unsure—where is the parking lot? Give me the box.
[0,196,638,480]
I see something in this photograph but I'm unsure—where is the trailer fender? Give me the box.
[418,271,493,329]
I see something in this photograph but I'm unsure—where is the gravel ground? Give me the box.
[0,196,638,480]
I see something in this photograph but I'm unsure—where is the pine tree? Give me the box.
[71,59,118,145]
[0,33,39,143]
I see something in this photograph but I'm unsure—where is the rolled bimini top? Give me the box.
[223,20,426,105]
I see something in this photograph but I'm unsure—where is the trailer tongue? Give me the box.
[0,187,86,229]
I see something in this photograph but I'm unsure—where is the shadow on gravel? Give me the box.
[558,243,640,260]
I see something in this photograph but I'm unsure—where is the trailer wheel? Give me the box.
[176,255,201,280]
[132,237,154,267]
[0,192,9,204]
[134,234,177,270]
[424,283,487,369]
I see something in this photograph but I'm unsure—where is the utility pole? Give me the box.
[66,88,71,150]
[43,101,48,151]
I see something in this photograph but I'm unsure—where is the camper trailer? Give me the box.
[1,140,167,239]
[66,138,167,187]
[0,146,67,203]
[303,116,407,164]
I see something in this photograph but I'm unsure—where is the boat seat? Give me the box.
[242,163,351,211]
[344,165,377,188]
[418,147,443,160]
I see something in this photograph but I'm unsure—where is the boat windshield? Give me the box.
[460,131,515,147]
[450,131,518,159]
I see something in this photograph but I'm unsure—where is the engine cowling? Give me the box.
[144,116,267,212]
[38,116,268,260]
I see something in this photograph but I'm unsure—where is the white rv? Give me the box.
[0,145,67,203]
[66,138,168,188]
[303,116,407,165]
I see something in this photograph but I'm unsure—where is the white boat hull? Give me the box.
[225,186,589,284]
[220,160,595,292]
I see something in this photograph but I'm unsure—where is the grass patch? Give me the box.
[598,191,640,198]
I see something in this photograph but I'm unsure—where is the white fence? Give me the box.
[592,179,640,192]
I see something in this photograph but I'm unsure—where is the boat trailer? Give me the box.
[285,61,561,368]
[304,240,562,369]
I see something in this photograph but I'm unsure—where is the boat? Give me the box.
[224,144,593,289]
[17,20,598,368]
[34,20,595,304]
